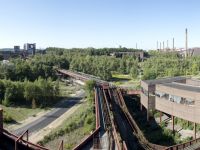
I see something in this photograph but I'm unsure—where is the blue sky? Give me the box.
[0,0,200,49]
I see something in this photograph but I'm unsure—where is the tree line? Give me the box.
[142,51,200,80]
[0,78,59,108]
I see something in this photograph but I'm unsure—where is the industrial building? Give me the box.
[110,51,144,61]
[141,77,200,138]
[24,43,36,55]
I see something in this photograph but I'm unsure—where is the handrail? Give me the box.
[2,128,49,150]
[73,127,100,150]
[165,138,200,150]
[103,88,121,149]
[15,130,29,150]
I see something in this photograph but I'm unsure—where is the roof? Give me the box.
[143,76,187,85]
[160,82,200,93]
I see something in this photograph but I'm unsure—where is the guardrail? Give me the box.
[165,138,200,150]
[103,88,122,149]
[73,127,101,150]
[116,88,155,150]
[2,128,48,150]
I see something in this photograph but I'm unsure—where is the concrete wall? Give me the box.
[156,84,200,101]
[141,93,148,109]
[141,81,149,91]
[155,84,200,124]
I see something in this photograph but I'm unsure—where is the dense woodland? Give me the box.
[142,51,200,80]
[1,47,200,108]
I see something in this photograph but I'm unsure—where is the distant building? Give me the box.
[24,43,36,55]
[110,51,144,61]
[14,46,20,53]
[0,49,13,60]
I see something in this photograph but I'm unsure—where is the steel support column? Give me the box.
[147,111,150,122]
[194,122,196,140]
[0,108,3,137]
[172,115,175,134]
[160,111,162,124]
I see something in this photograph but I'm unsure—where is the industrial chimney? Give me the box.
[185,28,188,57]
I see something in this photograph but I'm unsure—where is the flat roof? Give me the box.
[143,76,187,85]
[160,82,200,93]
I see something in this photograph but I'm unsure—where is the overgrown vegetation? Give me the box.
[124,95,193,146]
[84,80,96,103]
[0,78,59,108]
[142,51,200,80]
[38,103,95,149]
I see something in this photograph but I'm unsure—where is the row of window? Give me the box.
[155,91,195,106]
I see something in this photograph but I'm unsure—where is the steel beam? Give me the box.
[0,108,3,137]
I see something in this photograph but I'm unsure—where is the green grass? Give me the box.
[111,73,140,88]
[59,81,82,97]
[112,73,132,80]
[1,105,43,124]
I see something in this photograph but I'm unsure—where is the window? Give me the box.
[155,91,195,106]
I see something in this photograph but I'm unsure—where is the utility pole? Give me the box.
[185,28,188,57]
[173,38,175,51]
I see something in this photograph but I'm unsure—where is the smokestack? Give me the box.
[173,38,175,51]
[167,40,169,51]
[163,41,165,51]
[160,42,161,51]
[157,41,158,50]
[136,43,137,49]
[185,28,188,57]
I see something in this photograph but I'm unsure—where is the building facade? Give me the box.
[141,77,200,138]
[24,43,36,55]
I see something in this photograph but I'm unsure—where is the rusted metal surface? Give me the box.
[0,108,3,137]
[15,130,29,150]
[73,127,101,150]
[1,125,48,150]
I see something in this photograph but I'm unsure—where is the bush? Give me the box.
[3,111,14,123]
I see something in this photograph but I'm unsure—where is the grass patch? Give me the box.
[1,105,43,124]
[112,73,132,80]
[59,81,82,97]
